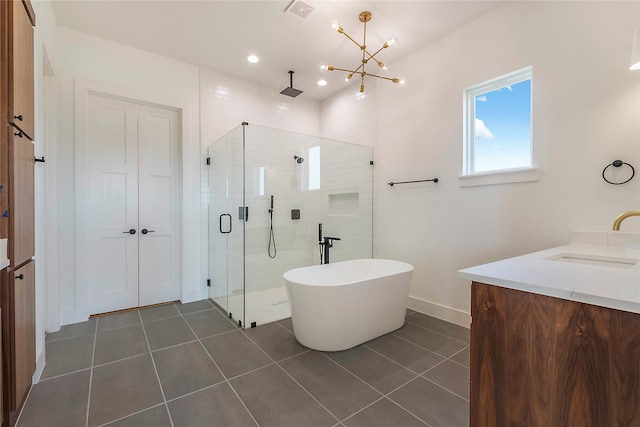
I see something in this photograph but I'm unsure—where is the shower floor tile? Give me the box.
[18,300,470,427]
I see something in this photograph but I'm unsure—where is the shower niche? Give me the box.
[207,123,373,328]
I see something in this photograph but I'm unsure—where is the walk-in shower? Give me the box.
[208,123,373,328]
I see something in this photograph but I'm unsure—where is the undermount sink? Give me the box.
[547,253,639,269]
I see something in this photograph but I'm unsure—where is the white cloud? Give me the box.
[477,95,487,102]
[475,118,494,140]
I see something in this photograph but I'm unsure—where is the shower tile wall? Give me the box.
[242,126,373,295]
[199,67,321,301]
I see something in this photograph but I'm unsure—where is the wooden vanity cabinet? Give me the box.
[470,281,640,427]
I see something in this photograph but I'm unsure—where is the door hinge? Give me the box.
[207,279,211,287]
[206,157,211,165]
[238,206,248,221]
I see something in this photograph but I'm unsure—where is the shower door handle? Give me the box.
[220,214,232,234]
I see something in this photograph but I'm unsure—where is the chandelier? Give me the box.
[321,11,403,93]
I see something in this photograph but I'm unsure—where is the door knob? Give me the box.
[15,274,24,280]
[141,229,155,235]
[123,229,136,235]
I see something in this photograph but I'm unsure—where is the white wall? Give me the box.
[50,26,202,325]
[31,0,61,382]
[321,1,640,326]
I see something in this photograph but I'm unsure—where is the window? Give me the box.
[463,67,532,177]
[308,145,320,190]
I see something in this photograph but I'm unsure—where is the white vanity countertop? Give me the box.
[458,231,640,314]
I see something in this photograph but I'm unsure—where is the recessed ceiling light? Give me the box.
[247,55,259,64]
[317,79,327,86]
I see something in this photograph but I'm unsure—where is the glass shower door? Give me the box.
[208,126,245,326]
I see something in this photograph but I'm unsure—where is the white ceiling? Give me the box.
[50,0,504,101]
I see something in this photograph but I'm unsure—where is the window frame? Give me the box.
[463,66,534,179]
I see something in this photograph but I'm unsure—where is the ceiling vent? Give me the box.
[284,0,315,20]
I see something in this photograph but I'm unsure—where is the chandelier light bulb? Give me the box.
[317,79,327,86]
[320,64,328,71]
[331,21,341,32]
[247,55,259,63]
[386,38,396,47]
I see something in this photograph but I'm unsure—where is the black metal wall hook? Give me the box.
[602,160,634,185]
[34,156,45,163]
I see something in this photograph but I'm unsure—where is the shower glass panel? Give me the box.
[208,126,245,325]
[208,123,373,328]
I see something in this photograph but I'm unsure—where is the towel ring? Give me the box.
[602,160,635,185]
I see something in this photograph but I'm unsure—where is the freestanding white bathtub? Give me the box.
[283,259,414,351]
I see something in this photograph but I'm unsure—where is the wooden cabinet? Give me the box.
[9,133,33,267]
[10,262,34,411]
[470,281,640,427]
[10,0,35,141]
[0,1,36,425]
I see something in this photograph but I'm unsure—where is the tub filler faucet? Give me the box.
[318,223,341,264]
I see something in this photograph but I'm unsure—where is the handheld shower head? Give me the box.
[294,155,304,164]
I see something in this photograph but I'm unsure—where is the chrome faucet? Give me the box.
[612,210,640,230]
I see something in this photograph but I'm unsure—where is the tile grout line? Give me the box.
[240,328,342,425]
[13,378,36,426]
[174,303,261,427]
[404,317,470,345]
[390,331,462,360]
[337,394,432,427]
[137,309,175,427]
[361,340,470,404]
[96,403,167,427]
[378,376,436,427]
[421,376,469,403]
[319,351,385,396]
[361,341,444,376]
[85,314,99,427]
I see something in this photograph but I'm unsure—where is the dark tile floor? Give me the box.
[17,300,470,427]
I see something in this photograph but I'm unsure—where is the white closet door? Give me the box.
[138,105,181,306]
[87,94,139,313]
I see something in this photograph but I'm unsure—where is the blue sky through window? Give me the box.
[474,79,531,172]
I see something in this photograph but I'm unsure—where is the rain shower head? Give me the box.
[294,155,304,164]
[280,71,304,97]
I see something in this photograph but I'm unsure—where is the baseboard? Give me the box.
[32,347,46,384]
[59,309,89,328]
[181,287,207,304]
[407,296,471,328]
